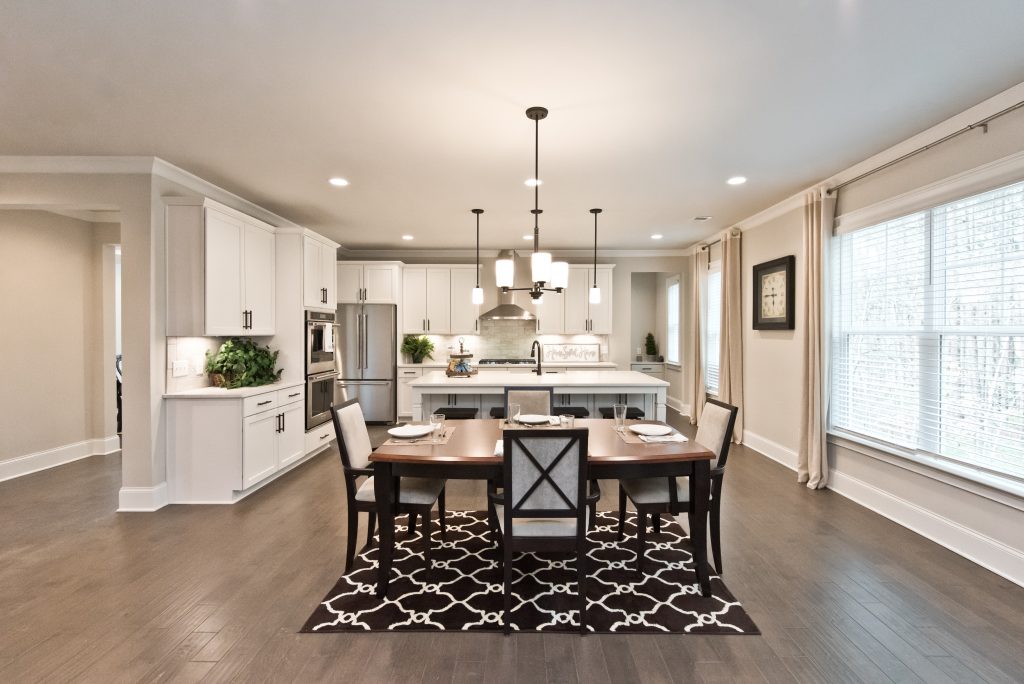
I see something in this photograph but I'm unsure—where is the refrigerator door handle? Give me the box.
[356,311,363,371]
[361,313,369,370]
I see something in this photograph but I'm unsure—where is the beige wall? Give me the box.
[0,211,119,460]
[629,272,657,358]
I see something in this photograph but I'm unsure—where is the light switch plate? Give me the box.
[193,359,205,375]
[171,360,189,378]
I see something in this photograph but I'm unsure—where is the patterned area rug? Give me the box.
[302,511,759,634]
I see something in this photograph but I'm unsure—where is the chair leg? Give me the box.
[366,511,377,548]
[438,488,447,541]
[421,507,432,572]
[503,545,513,636]
[577,543,587,635]
[617,485,627,541]
[345,507,358,574]
[588,479,599,530]
[710,495,722,575]
[487,479,498,539]
[636,510,647,575]
[652,512,661,534]
[408,511,418,536]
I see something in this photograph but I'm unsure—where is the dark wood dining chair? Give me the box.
[616,398,738,575]
[330,398,447,574]
[489,428,598,635]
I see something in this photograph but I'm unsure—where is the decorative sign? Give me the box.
[543,343,600,362]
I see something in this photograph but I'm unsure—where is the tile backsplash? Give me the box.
[165,337,222,393]
[409,319,608,362]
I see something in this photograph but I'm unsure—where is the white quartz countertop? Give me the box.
[163,380,304,399]
[410,370,668,388]
[398,361,617,368]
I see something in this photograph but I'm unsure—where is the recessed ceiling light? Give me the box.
[524,178,543,187]
[650,234,664,240]
[726,176,747,186]
[694,215,712,221]
[401,235,414,241]
[328,177,349,187]
[523,234,532,240]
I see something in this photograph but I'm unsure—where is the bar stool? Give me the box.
[598,406,645,419]
[435,407,479,420]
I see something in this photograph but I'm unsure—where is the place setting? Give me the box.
[381,414,456,446]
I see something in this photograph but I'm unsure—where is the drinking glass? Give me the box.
[507,403,521,425]
[613,404,627,432]
[429,413,445,442]
[559,414,575,429]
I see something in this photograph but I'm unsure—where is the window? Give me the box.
[666,276,680,364]
[704,260,722,395]
[831,180,1024,485]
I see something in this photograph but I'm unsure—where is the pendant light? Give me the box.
[471,209,484,305]
[589,208,602,304]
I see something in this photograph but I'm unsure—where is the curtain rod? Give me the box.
[828,99,1024,194]
[698,239,721,250]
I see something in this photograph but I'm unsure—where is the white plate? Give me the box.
[518,414,552,425]
[629,424,673,437]
[387,424,434,439]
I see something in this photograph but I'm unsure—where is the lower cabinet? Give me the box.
[398,367,423,418]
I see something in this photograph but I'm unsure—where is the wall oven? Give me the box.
[306,310,337,375]
[306,370,338,430]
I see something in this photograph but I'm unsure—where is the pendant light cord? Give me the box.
[472,208,483,287]
[590,208,601,287]
[533,114,540,253]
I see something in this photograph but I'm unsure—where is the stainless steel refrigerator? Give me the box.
[333,303,397,423]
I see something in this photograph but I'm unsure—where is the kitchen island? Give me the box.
[410,370,669,421]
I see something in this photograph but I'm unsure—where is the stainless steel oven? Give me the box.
[306,370,338,430]
[306,310,337,375]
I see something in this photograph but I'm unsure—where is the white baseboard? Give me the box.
[666,396,690,419]
[829,470,1024,588]
[0,434,120,483]
[741,430,798,471]
[118,482,169,512]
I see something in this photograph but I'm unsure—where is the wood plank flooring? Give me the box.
[1,414,1023,683]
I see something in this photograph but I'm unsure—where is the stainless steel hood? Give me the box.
[479,250,536,321]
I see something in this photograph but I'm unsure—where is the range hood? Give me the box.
[479,250,536,321]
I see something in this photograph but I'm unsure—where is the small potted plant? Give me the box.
[644,332,659,361]
[205,338,283,388]
[401,335,435,364]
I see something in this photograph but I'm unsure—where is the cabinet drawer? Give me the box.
[276,387,304,406]
[398,368,423,378]
[305,423,335,454]
[244,391,278,417]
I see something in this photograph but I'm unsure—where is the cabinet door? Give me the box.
[363,264,398,303]
[336,263,363,304]
[425,268,451,334]
[320,243,337,309]
[397,368,421,418]
[449,267,480,334]
[563,267,591,334]
[277,403,306,468]
[303,236,325,308]
[402,268,427,333]
[243,224,276,335]
[242,410,279,488]
[533,290,564,334]
[588,268,614,333]
[204,208,245,335]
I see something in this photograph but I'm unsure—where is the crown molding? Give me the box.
[0,155,155,174]
[338,247,688,259]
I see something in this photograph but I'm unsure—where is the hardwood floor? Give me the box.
[2,415,1023,683]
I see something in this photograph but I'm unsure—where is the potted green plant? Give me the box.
[644,332,658,360]
[205,338,283,389]
[401,335,435,364]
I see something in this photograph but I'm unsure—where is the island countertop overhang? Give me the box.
[409,370,669,388]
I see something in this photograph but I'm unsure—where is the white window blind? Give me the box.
[705,263,722,395]
[831,180,1024,484]
[666,277,680,364]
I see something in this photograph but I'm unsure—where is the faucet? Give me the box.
[530,340,542,375]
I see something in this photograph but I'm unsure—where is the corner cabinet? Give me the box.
[303,235,340,311]
[337,262,401,304]
[166,197,277,336]
[166,384,308,503]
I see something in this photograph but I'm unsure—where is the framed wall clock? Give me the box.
[752,255,795,330]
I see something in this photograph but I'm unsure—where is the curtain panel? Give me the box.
[689,250,706,424]
[717,229,744,442]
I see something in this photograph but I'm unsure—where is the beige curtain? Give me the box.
[798,188,836,489]
[688,252,706,424]
[717,229,743,442]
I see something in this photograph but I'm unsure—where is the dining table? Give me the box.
[370,418,716,597]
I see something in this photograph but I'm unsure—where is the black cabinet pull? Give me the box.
[288,392,300,398]
[320,433,330,440]
[257,399,272,406]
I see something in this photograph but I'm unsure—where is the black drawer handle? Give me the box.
[320,433,330,440]
[288,392,300,398]
[257,400,272,406]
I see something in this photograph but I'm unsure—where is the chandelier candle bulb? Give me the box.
[531,251,552,284]
[550,261,569,289]
[590,286,602,304]
[495,257,514,288]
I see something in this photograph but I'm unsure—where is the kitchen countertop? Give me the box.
[410,370,667,388]
[398,361,617,368]
[163,380,304,399]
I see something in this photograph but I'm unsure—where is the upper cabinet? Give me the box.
[303,236,338,310]
[401,265,480,335]
[166,197,277,336]
[449,266,481,334]
[549,265,614,335]
[337,262,401,304]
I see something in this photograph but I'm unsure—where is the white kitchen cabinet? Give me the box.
[337,262,401,304]
[166,197,278,337]
[631,362,665,381]
[425,268,451,333]
[530,289,564,334]
[449,266,481,334]
[403,267,453,334]
[564,265,613,334]
[397,367,422,418]
[303,235,339,310]
[243,410,280,488]
[277,402,306,468]
[402,268,428,333]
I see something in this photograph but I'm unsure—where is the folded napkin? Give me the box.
[494,439,503,456]
[639,433,689,443]
[547,416,559,425]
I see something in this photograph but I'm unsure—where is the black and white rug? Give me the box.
[302,511,758,634]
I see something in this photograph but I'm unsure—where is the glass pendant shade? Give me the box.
[589,286,601,304]
[550,261,569,289]
[495,257,515,288]
[471,286,484,305]
[534,294,543,304]
[531,251,552,283]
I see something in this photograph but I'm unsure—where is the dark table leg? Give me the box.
[689,460,712,597]
[374,461,396,597]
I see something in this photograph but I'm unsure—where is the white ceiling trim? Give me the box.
[338,247,689,259]
[0,155,154,174]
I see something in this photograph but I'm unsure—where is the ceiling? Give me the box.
[3,2,1024,251]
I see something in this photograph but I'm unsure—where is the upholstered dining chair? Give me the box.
[489,429,598,635]
[616,398,738,575]
[330,398,447,574]
[503,386,554,417]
